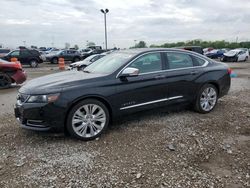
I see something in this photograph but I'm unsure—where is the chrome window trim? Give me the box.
[120,96,183,110]
[116,50,209,78]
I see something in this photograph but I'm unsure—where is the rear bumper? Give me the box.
[11,70,27,84]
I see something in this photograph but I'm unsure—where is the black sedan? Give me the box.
[15,49,231,140]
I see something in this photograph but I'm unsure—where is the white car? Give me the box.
[67,54,105,70]
[221,49,249,62]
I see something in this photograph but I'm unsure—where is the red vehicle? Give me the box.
[0,59,27,89]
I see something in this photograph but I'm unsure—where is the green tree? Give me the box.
[65,42,70,49]
[87,42,95,47]
[135,41,147,48]
[74,44,79,50]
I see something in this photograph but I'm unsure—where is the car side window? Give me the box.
[10,51,20,57]
[20,50,31,56]
[192,56,206,66]
[166,52,193,69]
[128,53,162,74]
[61,51,66,55]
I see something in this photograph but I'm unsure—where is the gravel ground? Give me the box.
[0,61,250,187]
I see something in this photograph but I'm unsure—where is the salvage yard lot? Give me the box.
[0,61,250,187]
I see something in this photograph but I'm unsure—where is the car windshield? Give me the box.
[84,55,96,61]
[227,50,240,55]
[84,52,133,74]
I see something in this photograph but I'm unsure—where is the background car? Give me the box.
[44,47,60,54]
[205,49,228,59]
[221,49,249,62]
[81,49,106,59]
[45,50,82,64]
[2,48,43,67]
[175,46,203,54]
[67,54,106,70]
[0,49,11,58]
[0,59,27,89]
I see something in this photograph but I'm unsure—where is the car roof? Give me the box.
[117,48,203,56]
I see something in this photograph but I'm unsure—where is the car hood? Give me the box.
[19,71,107,95]
[224,51,238,57]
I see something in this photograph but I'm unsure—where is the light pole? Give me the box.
[100,8,109,50]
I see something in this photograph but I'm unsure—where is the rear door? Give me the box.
[237,51,246,61]
[163,51,207,103]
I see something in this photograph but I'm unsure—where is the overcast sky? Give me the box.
[0,0,249,49]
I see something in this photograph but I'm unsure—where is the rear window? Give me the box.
[166,52,193,69]
[30,50,40,56]
[192,55,206,66]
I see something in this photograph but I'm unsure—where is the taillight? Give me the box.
[227,68,232,75]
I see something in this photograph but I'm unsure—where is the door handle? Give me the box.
[155,75,165,79]
[190,71,199,75]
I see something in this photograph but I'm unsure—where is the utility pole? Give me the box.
[100,9,109,50]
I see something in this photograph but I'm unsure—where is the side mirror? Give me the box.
[119,67,139,78]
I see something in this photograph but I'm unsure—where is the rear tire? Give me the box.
[194,84,218,114]
[66,99,110,141]
[0,73,12,89]
[244,56,248,62]
[73,57,80,62]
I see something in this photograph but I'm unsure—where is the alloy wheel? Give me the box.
[30,60,38,68]
[200,87,217,112]
[72,104,106,138]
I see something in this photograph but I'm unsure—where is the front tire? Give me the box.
[0,73,12,89]
[51,57,58,64]
[30,60,38,68]
[244,56,248,62]
[66,99,110,141]
[73,57,80,62]
[194,84,218,114]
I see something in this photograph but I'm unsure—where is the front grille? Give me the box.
[17,93,29,104]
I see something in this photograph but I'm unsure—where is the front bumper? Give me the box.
[14,101,66,132]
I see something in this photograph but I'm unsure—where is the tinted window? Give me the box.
[128,53,162,74]
[30,50,40,56]
[10,51,20,57]
[192,56,206,66]
[166,52,193,69]
[20,50,31,56]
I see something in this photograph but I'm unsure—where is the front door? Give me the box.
[114,52,168,112]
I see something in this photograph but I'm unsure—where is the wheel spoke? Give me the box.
[75,110,85,118]
[92,122,103,130]
[73,118,83,124]
[83,105,91,115]
[75,123,86,132]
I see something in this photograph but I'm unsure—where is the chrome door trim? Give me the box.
[119,96,183,110]
[116,50,209,78]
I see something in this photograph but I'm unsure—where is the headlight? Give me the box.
[27,93,60,103]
